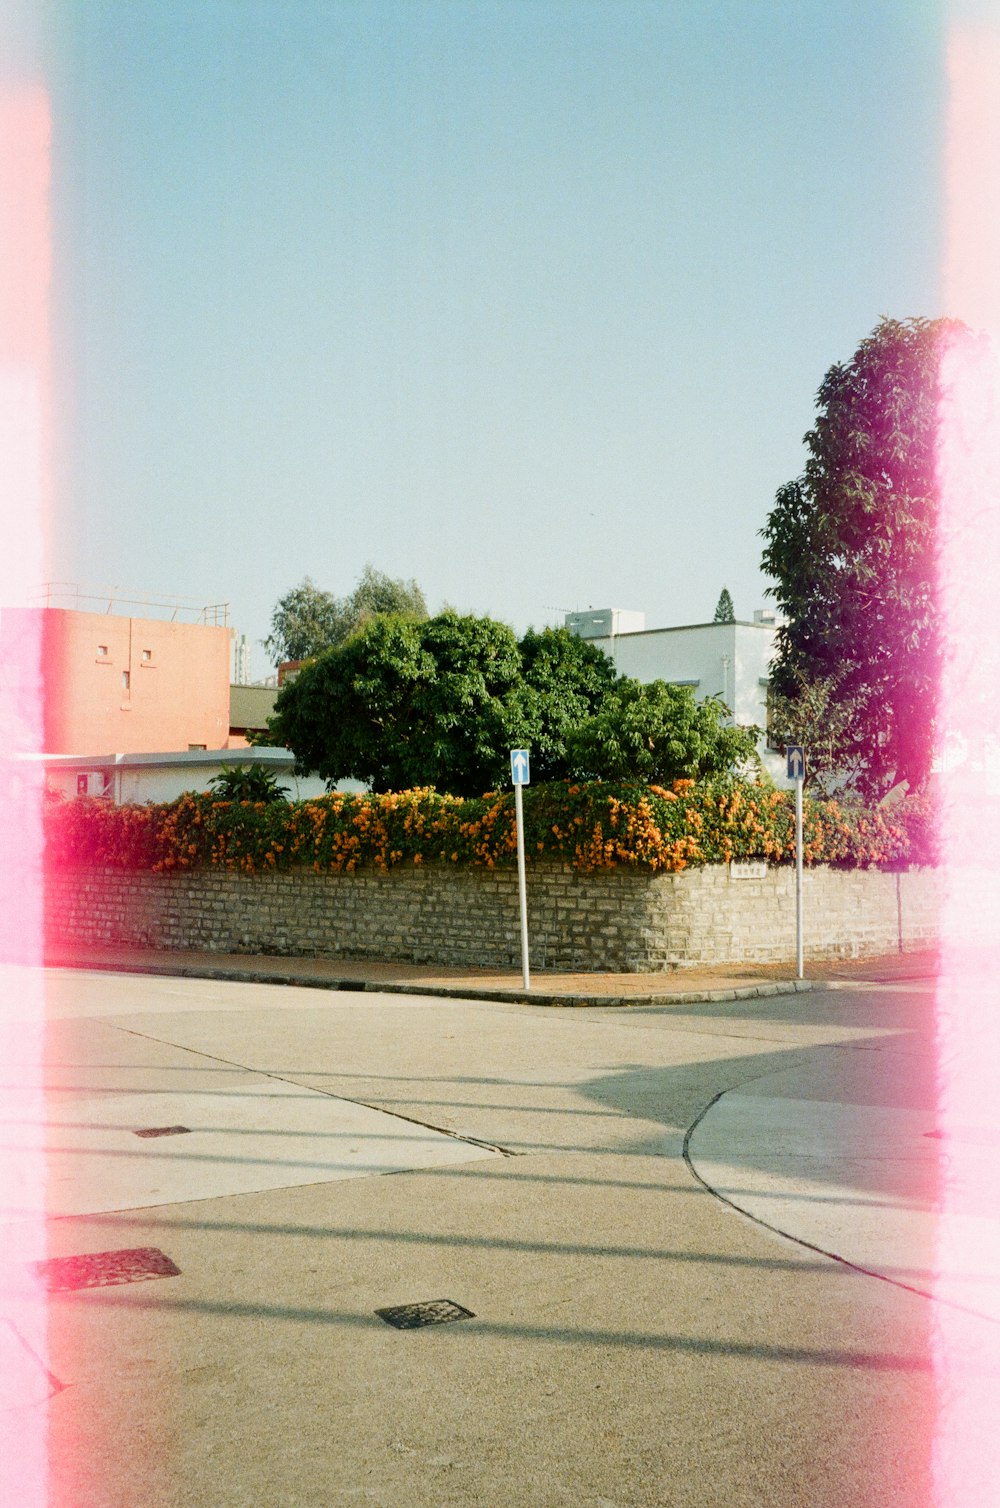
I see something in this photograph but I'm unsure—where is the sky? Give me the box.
[4,0,951,675]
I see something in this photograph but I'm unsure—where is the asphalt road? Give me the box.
[1,966,953,1506]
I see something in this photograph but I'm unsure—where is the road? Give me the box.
[1,966,950,1506]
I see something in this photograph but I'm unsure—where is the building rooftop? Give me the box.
[31,584,230,626]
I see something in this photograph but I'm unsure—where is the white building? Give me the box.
[30,746,341,805]
[566,607,785,782]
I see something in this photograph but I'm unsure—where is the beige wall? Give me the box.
[46,862,940,971]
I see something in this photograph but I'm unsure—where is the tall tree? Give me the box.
[262,566,428,666]
[713,587,735,623]
[348,565,427,631]
[262,577,344,664]
[760,315,967,799]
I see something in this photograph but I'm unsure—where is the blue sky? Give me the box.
[25,1,948,672]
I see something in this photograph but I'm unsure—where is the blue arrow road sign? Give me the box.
[510,749,530,786]
[786,745,805,780]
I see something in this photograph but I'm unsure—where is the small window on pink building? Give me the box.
[97,644,108,657]
[121,671,130,691]
[141,648,152,662]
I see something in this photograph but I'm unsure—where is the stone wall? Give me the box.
[46,861,940,971]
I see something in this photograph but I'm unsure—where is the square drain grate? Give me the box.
[134,1125,191,1138]
[375,1299,475,1330]
[35,1248,182,1293]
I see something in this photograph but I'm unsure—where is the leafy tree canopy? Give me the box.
[760,315,969,799]
[266,612,528,796]
[713,587,735,623]
[262,565,428,665]
[566,680,759,785]
[262,578,343,664]
[517,627,620,781]
[266,614,760,796]
[349,564,428,629]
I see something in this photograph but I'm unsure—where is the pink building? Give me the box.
[2,607,233,754]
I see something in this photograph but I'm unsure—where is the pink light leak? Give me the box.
[935,20,1000,1507]
[0,84,52,1507]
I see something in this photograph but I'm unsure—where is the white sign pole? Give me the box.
[786,746,805,980]
[795,773,804,980]
[514,781,530,990]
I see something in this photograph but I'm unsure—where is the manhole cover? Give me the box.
[375,1299,475,1330]
[134,1125,191,1138]
[34,1248,182,1293]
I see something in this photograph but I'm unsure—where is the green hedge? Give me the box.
[44,779,937,875]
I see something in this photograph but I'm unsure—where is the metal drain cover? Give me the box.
[34,1248,181,1293]
[134,1125,191,1138]
[375,1299,475,1330]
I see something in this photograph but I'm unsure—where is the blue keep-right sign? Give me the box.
[786,745,805,780]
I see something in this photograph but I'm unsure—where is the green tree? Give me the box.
[265,612,528,796]
[713,587,735,623]
[517,627,619,781]
[348,564,428,632]
[760,315,967,799]
[565,679,759,785]
[266,608,759,794]
[262,566,428,666]
[262,577,344,664]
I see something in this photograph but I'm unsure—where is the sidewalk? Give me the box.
[44,940,938,1007]
[28,957,943,1507]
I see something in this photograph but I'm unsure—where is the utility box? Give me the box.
[75,771,110,798]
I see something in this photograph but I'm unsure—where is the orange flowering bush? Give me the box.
[45,779,936,875]
[45,797,168,870]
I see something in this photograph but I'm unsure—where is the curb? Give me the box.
[46,955,823,1008]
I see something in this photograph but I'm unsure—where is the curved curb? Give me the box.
[43,954,822,1008]
[682,1083,1000,1325]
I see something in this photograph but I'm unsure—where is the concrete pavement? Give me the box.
[0,955,956,1505]
[42,938,938,1005]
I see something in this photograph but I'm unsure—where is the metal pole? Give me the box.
[514,782,530,990]
[795,774,804,979]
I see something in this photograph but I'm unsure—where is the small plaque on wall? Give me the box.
[730,861,768,881]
